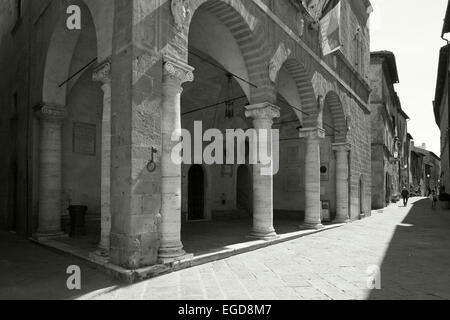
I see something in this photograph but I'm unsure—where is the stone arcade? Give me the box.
[0,0,373,270]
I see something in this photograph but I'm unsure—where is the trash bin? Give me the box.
[68,205,87,237]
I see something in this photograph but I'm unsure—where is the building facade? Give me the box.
[410,144,441,196]
[0,0,373,269]
[369,51,409,209]
[434,1,450,195]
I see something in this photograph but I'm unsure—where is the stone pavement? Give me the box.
[81,197,450,300]
[0,231,118,300]
[2,197,450,300]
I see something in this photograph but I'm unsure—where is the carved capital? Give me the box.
[245,103,281,121]
[163,55,194,85]
[171,0,191,32]
[332,143,351,153]
[299,127,326,140]
[36,103,67,123]
[93,59,111,84]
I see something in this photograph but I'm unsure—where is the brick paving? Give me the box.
[2,197,450,300]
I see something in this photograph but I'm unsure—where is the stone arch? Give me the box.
[83,0,114,60]
[184,0,272,103]
[279,58,317,127]
[324,91,347,143]
[42,1,98,106]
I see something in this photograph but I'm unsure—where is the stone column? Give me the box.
[35,104,67,239]
[299,127,325,229]
[333,143,351,223]
[245,103,280,240]
[93,60,112,253]
[158,55,194,262]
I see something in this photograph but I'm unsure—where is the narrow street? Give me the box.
[2,197,450,300]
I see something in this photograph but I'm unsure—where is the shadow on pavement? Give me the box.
[181,211,326,255]
[368,199,450,300]
[0,231,119,300]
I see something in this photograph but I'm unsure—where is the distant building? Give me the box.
[434,1,450,195]
[369,51,409,209]
[410,144,441,196]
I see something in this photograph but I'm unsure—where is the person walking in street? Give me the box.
[401,187,410,207]
[430,190,438,210]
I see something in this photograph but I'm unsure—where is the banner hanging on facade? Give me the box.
[319,0,342,56]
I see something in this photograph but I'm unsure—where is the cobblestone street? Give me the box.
[85,198,450,300]
[2,197,450,300]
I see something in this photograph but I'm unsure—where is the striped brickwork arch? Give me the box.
[282,59,317,128]
[324,91,347,143]
[187,0,274,103]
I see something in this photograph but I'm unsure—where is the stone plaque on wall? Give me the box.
[320,163,329,181]
[73,122,96,156]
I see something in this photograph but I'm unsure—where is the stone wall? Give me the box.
[340,0,371,80]
[439,78,449,193]
[63,68,102,216]
[0,0,33,233]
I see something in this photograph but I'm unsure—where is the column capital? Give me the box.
[299,127,325,139]
[245,102,280,121]
[332,143,351,152]
[36,103,67,122]
[163,54,194,84]
[93,59,111,84]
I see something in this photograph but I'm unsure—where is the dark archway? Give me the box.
[360,177,365,218]
[188,165,205,221]
[236,165,252,215]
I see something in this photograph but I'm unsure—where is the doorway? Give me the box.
[236,165,252,215]
[8,162,18,232]
[360,177,364,217]
[188,165,205,221]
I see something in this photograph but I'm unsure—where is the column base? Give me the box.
[300,223,324,230]
[158,254,194,265]
[158,245,188,264]
[334,218,351,224]
[98,240,110,254]
[247,230,279,241]
[89,249,110,264]
[33,231,67,242]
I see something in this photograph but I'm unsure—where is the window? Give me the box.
[354,27,365,76]
[354,28,361,70]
